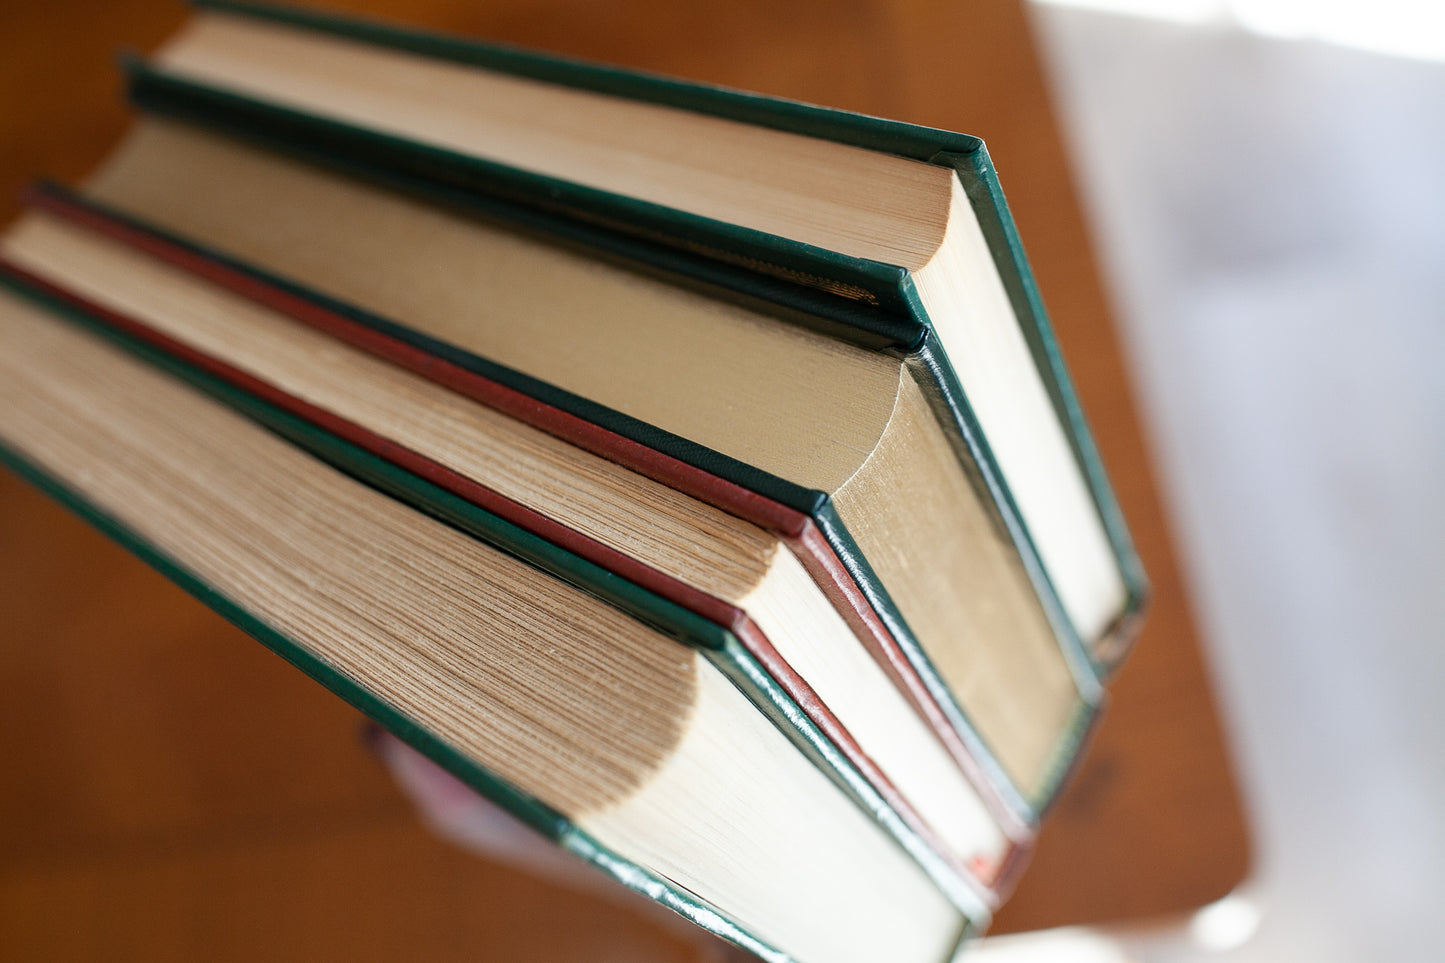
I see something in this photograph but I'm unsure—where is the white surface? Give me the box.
[1030,0,1445,63]
[994,6,1445,961]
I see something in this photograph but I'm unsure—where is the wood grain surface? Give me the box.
[0,0,1250,956]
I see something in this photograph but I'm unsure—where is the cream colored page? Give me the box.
[2,213,781,604]
[158,13,954,269]
[84,121,901,493]
[0,290,698,816]
[832,372,1081,794]
[584,663,964,963]
[916,183,1127,643]
[744,551,1009,867]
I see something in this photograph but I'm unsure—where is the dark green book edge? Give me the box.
[0,273,991,941]
[45,184,1095,819]
[174,0,1149,678]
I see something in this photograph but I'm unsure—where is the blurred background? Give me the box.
[992,0,1445,959]
[0,0,1440,959]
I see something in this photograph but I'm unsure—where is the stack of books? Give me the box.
[0,2,1145,960]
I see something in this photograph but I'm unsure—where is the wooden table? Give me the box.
[0,0,1249,956]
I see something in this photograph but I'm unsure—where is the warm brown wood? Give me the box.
[0,0,1249,955]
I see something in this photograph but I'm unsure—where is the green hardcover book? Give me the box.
[128,0,1149,681]
[0,277,988,963]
